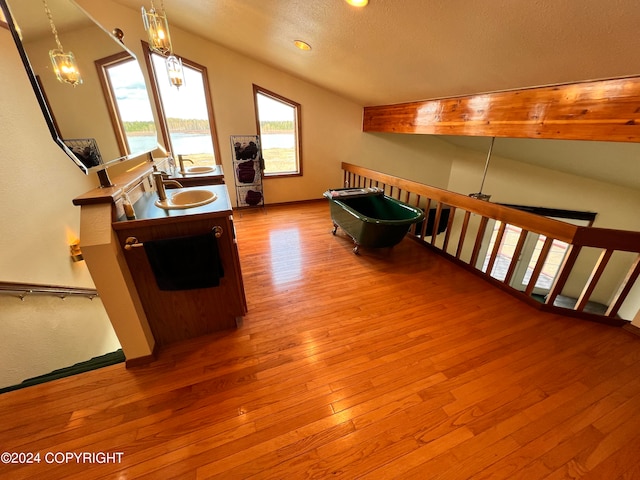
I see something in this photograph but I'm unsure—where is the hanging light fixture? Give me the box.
[469,137,495,201]
[141,0,172,55]
[142,0,185,89]
[166,55,185,88]
[43,0,82,86]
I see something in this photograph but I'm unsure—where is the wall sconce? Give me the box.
[469,137,495,202]
[43,0,82,86]
[166,55,184,88]
[70,242,84,262]
[142,0,172,56]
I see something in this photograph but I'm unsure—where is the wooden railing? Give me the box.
[0,281,99,301]
[342,162,640,326]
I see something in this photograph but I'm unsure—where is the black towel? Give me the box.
[237,160,256,183]
[143,232,224,291]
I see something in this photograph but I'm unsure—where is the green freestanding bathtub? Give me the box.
[323,188,425,254]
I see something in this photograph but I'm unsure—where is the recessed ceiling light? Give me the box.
[345,0,368,6]
[294,40,312,51]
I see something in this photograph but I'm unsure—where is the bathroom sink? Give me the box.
[184,166,215,175]
[155,189,218,210]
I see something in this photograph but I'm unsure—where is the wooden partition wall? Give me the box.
[342,162,640,326]
[363,76,640,142]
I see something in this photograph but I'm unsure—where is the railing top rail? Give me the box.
[573,226,640,252]
[0,281,98,299]
[342,162,579,242]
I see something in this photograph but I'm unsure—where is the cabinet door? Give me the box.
[116,217,246,346]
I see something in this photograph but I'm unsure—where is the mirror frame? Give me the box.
[0,0,159,175]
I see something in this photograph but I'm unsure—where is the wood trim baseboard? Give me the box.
[233,198,326,212]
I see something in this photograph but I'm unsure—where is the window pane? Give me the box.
[481,223,522,281]
[151,54,215,165]
[522,237,569,290]
[103,58,157,155]
[255,90,300,175]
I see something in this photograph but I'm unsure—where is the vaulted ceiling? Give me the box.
[110,0,640,190]
[9,0,640,189]
[111,0,640,107]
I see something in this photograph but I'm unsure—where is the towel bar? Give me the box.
[124,226,223,251]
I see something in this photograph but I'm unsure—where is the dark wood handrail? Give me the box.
[0,281,99,300]
[343,162,581,242]
[341,162,640,325]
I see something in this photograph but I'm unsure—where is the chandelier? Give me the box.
[43,0,82,86]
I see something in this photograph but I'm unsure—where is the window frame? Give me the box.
[141,41,221,164]
[253,84,303,178]
[95,51,139,157]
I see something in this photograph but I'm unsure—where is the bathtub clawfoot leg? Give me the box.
[332,223,338,235]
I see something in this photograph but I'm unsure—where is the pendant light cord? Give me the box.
[42,0,64,51]
[478,136,495,194]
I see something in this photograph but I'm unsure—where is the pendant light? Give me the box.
[469,137,495,201]
[142,0,172,55]
[43,0,82,86]
[166,55,185,88]
[142,0,184,89]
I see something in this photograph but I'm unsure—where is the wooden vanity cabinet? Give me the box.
[113,212,246,346]
[75,161,245,355]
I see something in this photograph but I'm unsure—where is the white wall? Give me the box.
[76,0,456,206]
[0,30,120,389]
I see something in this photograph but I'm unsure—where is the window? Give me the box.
[478,209,595,296]
[96,52,158,157]
[253,85,302,177]
[142,43,220,166]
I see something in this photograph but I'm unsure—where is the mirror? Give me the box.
[0,0,159,174]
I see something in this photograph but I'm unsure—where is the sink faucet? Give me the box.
[152,171,183,201]
[178,154,194,174]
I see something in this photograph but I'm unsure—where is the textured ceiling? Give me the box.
[108,0,640,190]
[8,0,640,189]
[110,0,640,106]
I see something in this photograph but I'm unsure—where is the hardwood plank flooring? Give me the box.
[1,201,640,479]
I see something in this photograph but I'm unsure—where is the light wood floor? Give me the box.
[2,201,640,479]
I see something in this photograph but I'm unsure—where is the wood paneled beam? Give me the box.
[363,77,640,142]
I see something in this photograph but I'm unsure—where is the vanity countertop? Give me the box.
[72,160,224,206]
[112,184,232,229]
[168,164,224,181]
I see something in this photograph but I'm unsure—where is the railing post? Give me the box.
[575,249,614,312]
[606,253,640,317]
[442,206,456,254]
[456,211,472,259]
[430,203,444,246]
[485,221,507,277]
[504,228,529,286]
[524,237,554,296]
[420,199,432,240]
[470,216,490,268]
[546,244,582,307]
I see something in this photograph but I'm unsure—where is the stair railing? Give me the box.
[341,162,640,325]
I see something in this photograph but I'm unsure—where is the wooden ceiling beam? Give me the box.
[362,77,640,142]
